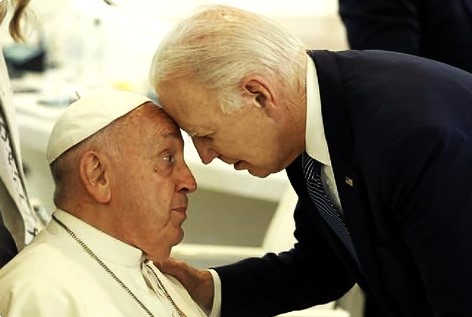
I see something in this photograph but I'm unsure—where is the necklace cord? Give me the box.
[52,215,184,317]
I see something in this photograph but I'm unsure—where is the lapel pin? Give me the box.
[345,177,354,187]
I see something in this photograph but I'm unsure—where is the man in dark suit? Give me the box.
[149,5,472,317]
[339,0,472,73]
[339,2,472,313]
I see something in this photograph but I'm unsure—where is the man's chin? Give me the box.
[247,169,271,178]
[233,161,273,178]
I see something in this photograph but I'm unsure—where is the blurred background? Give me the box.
[2,1,362,316]
[4,0,348,96]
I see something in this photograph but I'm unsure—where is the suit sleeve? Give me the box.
[338,0,421,54]
[214,161,354,317]
[381,123,472,316]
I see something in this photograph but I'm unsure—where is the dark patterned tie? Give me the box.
[302,152,360,265]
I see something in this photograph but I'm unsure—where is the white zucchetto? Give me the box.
[46,89,152,164]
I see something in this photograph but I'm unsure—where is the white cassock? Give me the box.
[0,209,208,317]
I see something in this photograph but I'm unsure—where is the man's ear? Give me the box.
[79,151,111,203]
[241,75,274,111]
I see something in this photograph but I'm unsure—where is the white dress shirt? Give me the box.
[209,57,344,316]
[305,56,343,213]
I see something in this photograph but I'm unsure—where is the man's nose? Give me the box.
[192,137,218,164]
[178,165,197,194]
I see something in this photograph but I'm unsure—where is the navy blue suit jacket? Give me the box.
[339,0,472,73]
[214,50,472,317]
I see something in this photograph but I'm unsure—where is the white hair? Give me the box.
[149,5,306,113]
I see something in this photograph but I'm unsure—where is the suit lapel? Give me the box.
[308,50,388,297]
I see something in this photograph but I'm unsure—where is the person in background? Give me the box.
[149,5,472,317]
[0,90,213,317]
[338,1,472,314]
[0,0,44,267]
[338,0,472,73]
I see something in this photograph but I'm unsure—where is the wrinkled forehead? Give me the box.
[155,77,220,114]
[145,103,181,132]
[157,104,213,137]
[114,102,181,137]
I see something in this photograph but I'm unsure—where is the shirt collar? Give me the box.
[305,56,332,166]
[49,209,144,266]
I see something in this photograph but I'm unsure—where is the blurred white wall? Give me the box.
[24,0,347,94]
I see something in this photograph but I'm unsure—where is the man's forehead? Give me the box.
[135,104,180,136]
[184,126,211,137]
[151,121,182,142]
[155,87,221,136]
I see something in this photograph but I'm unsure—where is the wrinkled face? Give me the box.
[157,79,290,178]
[109,103,196,261]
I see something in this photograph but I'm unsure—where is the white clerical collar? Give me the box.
[49,209,144,266]
[305,56,332,166]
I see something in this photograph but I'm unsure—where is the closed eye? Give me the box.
[184,129,214,139]
[193,132,214,140]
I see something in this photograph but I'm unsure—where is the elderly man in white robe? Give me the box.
[0,90,214,317]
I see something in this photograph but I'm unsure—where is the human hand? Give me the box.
[156,258,214,312]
